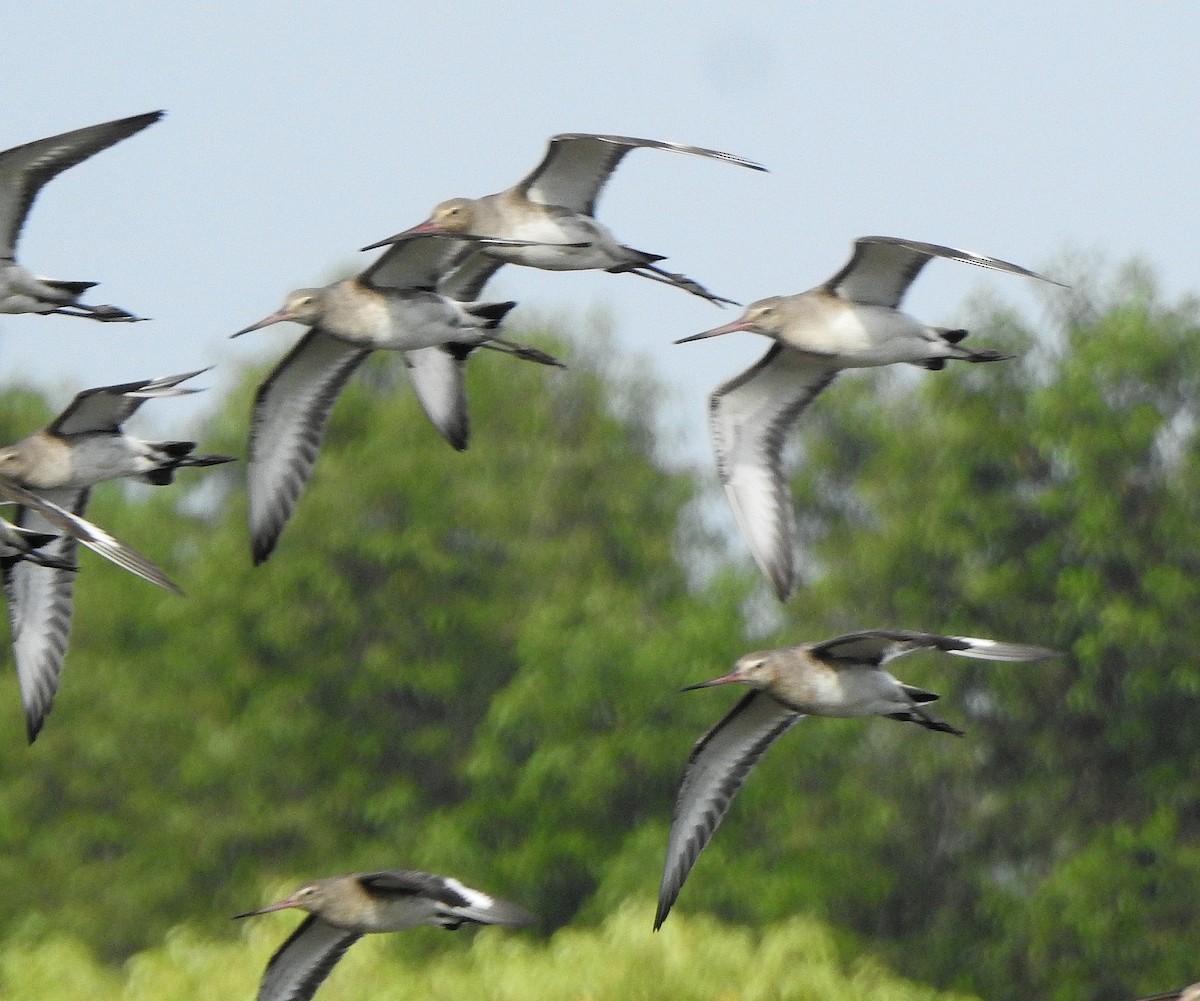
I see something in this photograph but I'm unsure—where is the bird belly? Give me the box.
[368,896,441,931]
[0,264,73,313]
[784,668,909,718]
[378,294,483,350]
[828,307,944,367]
[485,214,621,271]
[63,435,146,487]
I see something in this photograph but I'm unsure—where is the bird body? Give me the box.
[714,643,939,719]
[655,630,1057,929]
[680,236,1063,600]
[401,191,648,274]
[236,870,534,1001]
[0,370,233,492]
[237,277,512,353]
[0,372,230,740]
[0,110,162,322]
[699,288,995,368]
[363,133,767,305]
[239,234,561,564]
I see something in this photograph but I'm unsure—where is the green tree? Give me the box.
[0,320,751,958]
[664,265,1200,1001]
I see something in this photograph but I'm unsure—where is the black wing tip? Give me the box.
[252,538,277,566]
[130,109,166,128]
[770,570,796,603]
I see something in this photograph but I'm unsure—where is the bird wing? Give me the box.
[255,914,361,1001]
[48,369,208,435]
[247,330,370,563]
[360,233,462,290]
[0,480,179,592]
[362,234,525,292]
[709,343,838,601]
[517,133,767,216]
[0,110,162,257]
[0,519,56,561]
[437,249,506,302]
[809,629,1058,667]
[3,487,87,741]
[656,690,802,929]
[359,871,535,927]
[404,345,471,451]
[826,235,1060,308]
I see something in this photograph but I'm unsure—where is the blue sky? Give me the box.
[2,3,1195,457]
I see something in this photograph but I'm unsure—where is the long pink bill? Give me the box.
[674,318,756,344]
[360,219,441,251]
[231,896,302,920]
[232,310,295,339]
[679,672,742,692]
[360,230,572,253]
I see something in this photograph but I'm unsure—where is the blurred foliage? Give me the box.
[0,320,749,959]
[0,274,1198,1001]
[0,902,975,1001]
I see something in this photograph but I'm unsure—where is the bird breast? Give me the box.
[482,203,626,271]
[772,663,904,718]
[1,433,76,489]
[59,434,144,488]
[813,303,941,367]
[314,282,390,341]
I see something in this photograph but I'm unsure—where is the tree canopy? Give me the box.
[0,275,1197,1001]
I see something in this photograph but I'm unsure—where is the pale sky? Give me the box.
[3,3,1196,458]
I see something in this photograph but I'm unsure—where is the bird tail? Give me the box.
[888,690,965,736]
[141,443,237,485]
[43,279,99,295]
[439,896,538,929]
[922,328,1013,369]
[617,247,668,266]
[464,300,517,329]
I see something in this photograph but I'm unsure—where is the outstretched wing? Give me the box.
[709,344,838,601]
[517,133,766,216]
[0,110,162,256]
[49,369,207,435]
[247,330,370,563]
[404,345,471,451]
[254,915,361,1001]
[809,629,1058,667]
[656,690,801,929]
[826,235,1062,309]
[3,487,87,741]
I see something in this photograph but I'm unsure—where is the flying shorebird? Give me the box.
[654,628,1057,930]
[361,132,767,306]
[234,869,535,1001]
[676,235,1064,601]
[0,110,162,322]
[234,233,562,565]
[0,370,233,741]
